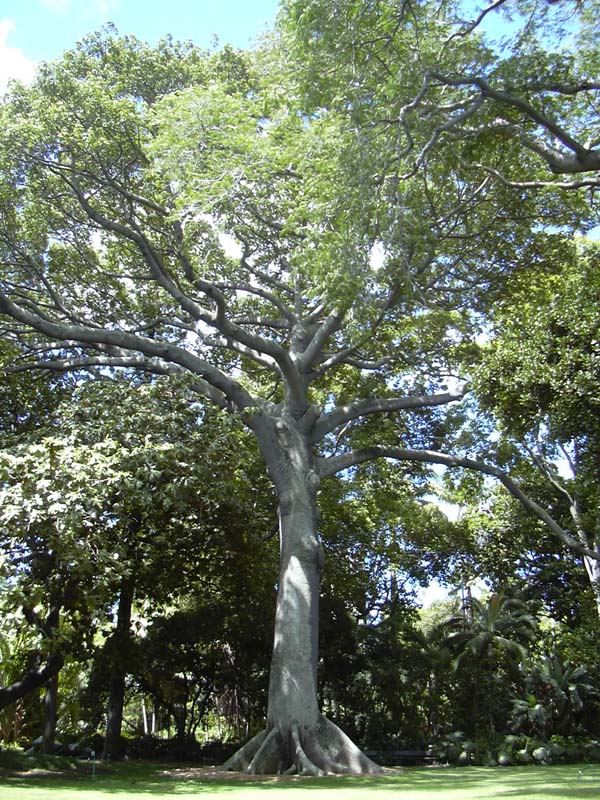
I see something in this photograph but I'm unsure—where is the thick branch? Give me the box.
[318,445,600,561]
[190,326,281,373]
[431,72,600,174]
[217,281,296,324]
[462,159,600,189]
[6,353,230,409]
[0,653,64,711]
[313,392,464,443]
[432,73,585,153]
[542,80,600,96]
[297,308,347,372]
[526,444,594,553]
[0,293,253,412]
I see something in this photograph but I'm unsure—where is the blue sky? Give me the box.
[0,0,281,90]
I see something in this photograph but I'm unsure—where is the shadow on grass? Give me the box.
[1,761,599,797]
[394,766,600,798]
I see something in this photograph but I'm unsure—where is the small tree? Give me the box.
[443,592,537,738]
[510,654,597,738]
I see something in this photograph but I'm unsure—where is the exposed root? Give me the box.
[290,723,326,776]
[247,727,284,775]
[221,715,382,776]
[220,728,268,772]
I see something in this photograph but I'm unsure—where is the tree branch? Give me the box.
[6,353,231,409]
[0,292,254,412]
[52,163,300,375]
[460,159,600,189]
[313,391,465,443]
[0,652,64,711]
[317,445,600,561]
[297,308,347,372]
[444,0,510,45]
[430,72,600,174]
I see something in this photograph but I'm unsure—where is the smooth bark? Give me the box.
[583,554,600,620]
[223,411,381,775]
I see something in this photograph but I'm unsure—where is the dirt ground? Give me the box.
[159,766,404,782]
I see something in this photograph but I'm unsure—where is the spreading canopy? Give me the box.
[1,3,599,773]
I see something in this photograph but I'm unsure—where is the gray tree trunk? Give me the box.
[583,553,600,620]
[223,413,381,775]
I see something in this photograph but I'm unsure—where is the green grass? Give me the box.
[1,754,600,799]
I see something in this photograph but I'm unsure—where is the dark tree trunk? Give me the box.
[102,574,135,760]
[103,672,127,760]
[41,672,59,754]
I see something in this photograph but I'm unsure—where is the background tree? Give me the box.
[473,239,600,616]
[442,591,537,740]
[0,375,277,755]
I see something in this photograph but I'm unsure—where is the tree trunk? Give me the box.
[41,672,59,754]
[142,697,148,735]
[583,552,600,620]
[102,574,135,760]
[223,417,381,775]
[103,672,127,760]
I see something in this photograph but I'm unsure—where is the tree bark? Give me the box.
[103,672,127,760]
[223,414,381,775]
[583,553,600,620]
[102,573,135,760]
[41,672,59,754]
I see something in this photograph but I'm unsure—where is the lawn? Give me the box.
[1,754,599,800]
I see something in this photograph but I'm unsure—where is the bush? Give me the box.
[434,731,600,767]
[197,739,239,765]
[125,735,204,761]
[431,731,475,764]
[532,746,551,763]
[122,735,239,763]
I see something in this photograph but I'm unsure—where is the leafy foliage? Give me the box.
[1,0,599,769]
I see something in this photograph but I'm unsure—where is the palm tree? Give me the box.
[530,655,596,736]
[442,591,538,738]
[447,591,537,668]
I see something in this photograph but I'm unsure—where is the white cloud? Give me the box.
[96,0,112,15]
[89,0,120,20]
[0,19,37,94]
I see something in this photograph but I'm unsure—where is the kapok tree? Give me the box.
[0,19,597,774]
[280,0,600,619]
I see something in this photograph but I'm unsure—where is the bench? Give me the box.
[365,749,436,766]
